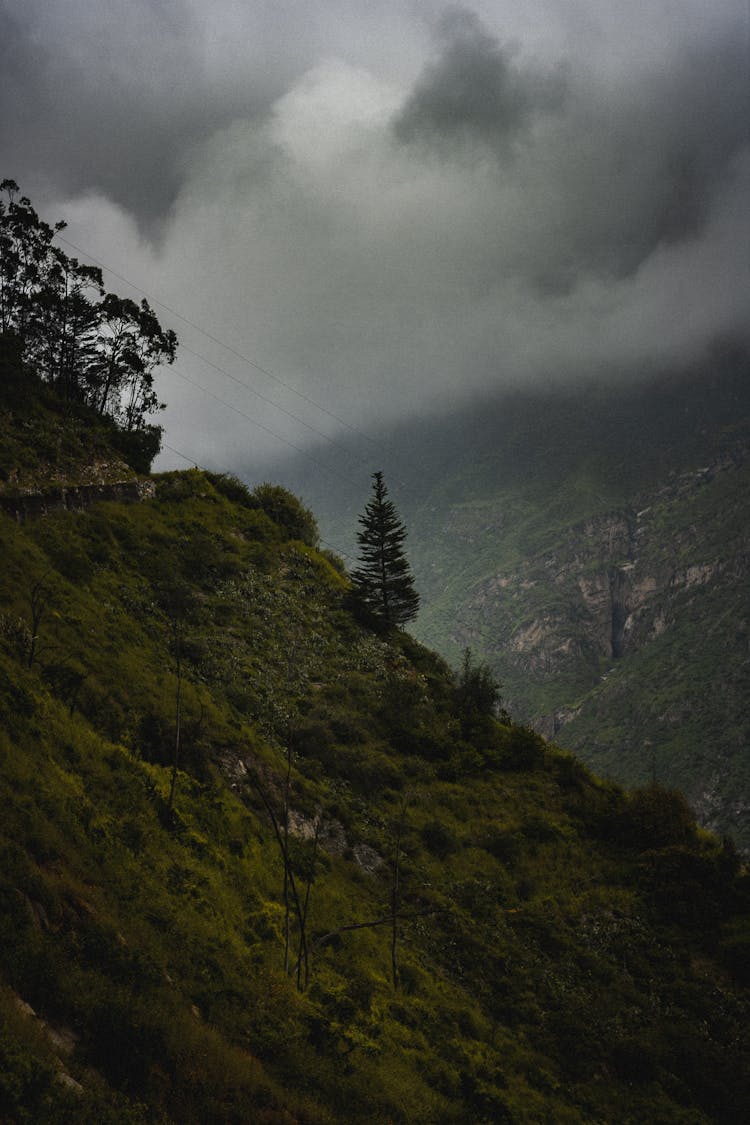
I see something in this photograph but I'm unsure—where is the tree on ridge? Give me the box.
[351,471,420,629]
[0,179,176,444]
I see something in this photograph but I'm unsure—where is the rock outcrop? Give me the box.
[443,445,750,847]
[461,448,749,702]
[0,478,156,521]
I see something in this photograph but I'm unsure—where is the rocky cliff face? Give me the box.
[0,478,155,521]
[441,445,750,847]
[464,449,747,701]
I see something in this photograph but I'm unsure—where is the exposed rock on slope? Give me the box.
[0,479,155,521]
[450,447,750,846]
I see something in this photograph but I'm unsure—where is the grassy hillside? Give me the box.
[1,368,749,1122]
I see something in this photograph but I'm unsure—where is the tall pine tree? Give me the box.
[352,471,420,629]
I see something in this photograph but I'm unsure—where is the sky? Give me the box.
[2,0,749,479]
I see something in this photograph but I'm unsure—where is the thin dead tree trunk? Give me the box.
[26,577,52,669]
[283,732,292,975]
[248,770,310,989]
[167,625,182,815]
[282,636,300,976]
[391,803,406,990]
[296,811,321,991]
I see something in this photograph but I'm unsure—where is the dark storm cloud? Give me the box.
[0,0,427,231]
[4,0,746,466]
[394,9,567,151]
[0,0,289,230]
[546,31,750,286]
[393,10,749,289]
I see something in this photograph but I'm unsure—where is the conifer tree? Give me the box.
[352,471,420,628]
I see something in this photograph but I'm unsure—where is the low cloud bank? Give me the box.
[2,2,747,470]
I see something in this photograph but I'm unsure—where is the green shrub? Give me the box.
[250,484,319,548]
[439,741,485,779]
[547,750,591,791]
[320,548,346,575]
[521,813,563,843]
[454,648,506,741]
[719,916,750,984]
[620,785,696,851]
[492,725,546,771]
[0,989,61,1125]
[203,471,254,507]
[110,423,162,474]
[421,819,458,859]
[154,470,209,503]
[565,781,627,842]
[478,825,522,864]
[637,845,736,930]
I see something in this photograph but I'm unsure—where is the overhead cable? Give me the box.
[56,234,378,446]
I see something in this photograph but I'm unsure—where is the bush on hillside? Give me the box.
[251,484,319,548]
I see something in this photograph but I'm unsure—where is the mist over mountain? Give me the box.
[2,2,747,471]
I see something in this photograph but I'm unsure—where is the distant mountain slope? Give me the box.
[438,447,750,846]
[278,342,750,848]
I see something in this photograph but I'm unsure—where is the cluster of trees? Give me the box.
[0,179,176,438]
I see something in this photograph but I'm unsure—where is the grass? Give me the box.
[0,366,749,1122]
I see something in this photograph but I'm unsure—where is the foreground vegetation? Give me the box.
[0,364,748,1123]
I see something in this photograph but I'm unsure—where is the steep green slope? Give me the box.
[1,380,749,1123]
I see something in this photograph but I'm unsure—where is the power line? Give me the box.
[178,339,365,465]
[166,364,355,482]
[56,234,379,447]
[55,231,412,495]
[160,442,206,469]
